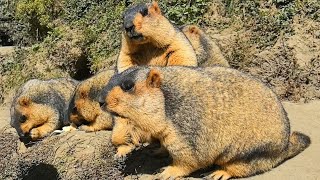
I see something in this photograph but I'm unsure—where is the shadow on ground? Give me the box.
[123,143,220,178]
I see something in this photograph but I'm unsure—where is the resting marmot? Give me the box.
[100,66,310,179]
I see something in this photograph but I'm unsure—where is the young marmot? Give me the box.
[181,25,230,67]
[67,69,115,132]
[117,1,197,73]
[99,66,310,179]
[10,78,77,141]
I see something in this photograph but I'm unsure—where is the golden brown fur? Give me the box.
[67,69,115,132]
[100,66,310,179]
[112,1,198,153]
[181,25,229,67]
[10,78,77,141]
[117,1,197,73]
[111,116,155,158]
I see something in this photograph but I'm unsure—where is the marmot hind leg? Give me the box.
[208,155,283,179]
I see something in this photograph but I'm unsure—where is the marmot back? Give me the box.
[100,66,310,179]
[117,1,197,73]
[67,69,115,132]
[10,78,77,141]
[181,25,230,67]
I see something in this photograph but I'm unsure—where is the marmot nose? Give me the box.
[99,101,105,108]
[20,131,29,137]
[125,24,135,32]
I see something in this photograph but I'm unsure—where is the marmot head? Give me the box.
[123,1,168,45]
[67,70,114,127]
[10,95,57,141]
[99,67,165,127]
[181,25,202,37]
[180,25,202,45]
[67,84,99,126]
[180,25,205,52]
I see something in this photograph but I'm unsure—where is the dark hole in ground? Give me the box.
[0,30,14,46]
[71,55,93,80]
[122,143,220,178]
[21,163,60,180]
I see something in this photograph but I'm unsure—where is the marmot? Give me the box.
[67,69,115,132]
[98,68,155,158]
[117,1,197,73]
[10,78,77,141]
[181,25,230,67]
[99,66,310,179]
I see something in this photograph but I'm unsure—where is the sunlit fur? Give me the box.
[10,78,77,141]
[102,66,310,180]
[117,1,197,73]
[68,69,114,132]
[111,116,155,158]
[181,25,230,67]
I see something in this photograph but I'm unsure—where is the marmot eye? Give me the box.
[20,115,27,123]
[120,80,135,92]
[140,8,148,16]
[72,106,77,113]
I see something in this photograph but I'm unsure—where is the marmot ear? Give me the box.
[146,69,161,88]
[149,1,161,15]
[19,96,31,107]
[78,85,89,99]
[189,25,200,35]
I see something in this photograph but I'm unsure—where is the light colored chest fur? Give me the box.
[131,44,170,66]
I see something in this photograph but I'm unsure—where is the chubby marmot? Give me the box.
[10,78,77,141]
[117,1,197,73]
[67,69,115,132]
[99,66,310,179]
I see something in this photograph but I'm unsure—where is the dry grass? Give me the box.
[205,1,320,102]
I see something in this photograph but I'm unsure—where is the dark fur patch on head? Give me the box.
[54,77,79,87]
[89,86,101,101]
[123,3,148,21]
[123,3,147,39]
[32,90,65,120]
[99,68,140,104]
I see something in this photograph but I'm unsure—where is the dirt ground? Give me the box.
[0,46,15,56]
[1,100,319,179]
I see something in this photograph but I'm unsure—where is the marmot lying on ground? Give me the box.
[11,78,77,141]
[67,69,114,132]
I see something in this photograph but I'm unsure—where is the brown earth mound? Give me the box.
[208,15,320,102]
[0,129,124,180]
